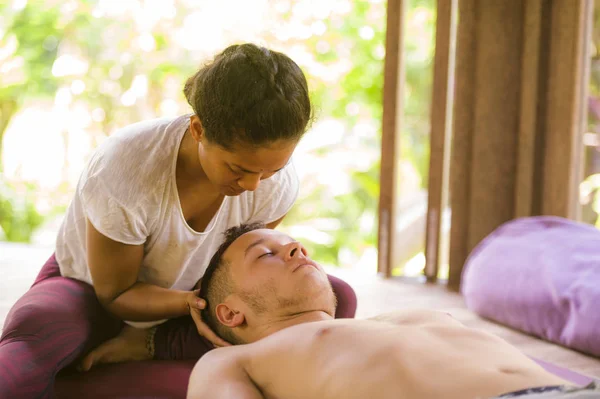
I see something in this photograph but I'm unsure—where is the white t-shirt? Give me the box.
[55,114,299,326]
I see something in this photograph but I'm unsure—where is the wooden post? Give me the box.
[514,0,544,218]
[447,0,478,290]
[424,0,458,282]
[378,0,406,277]
[541,0,592,220]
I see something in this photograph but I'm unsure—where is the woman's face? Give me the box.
[189,115,298,196]
[198,140,296,196]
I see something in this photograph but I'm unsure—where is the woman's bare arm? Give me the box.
[266,214,286,229]
[86,219,193,321]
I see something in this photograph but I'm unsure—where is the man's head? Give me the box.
[200,223,337,344]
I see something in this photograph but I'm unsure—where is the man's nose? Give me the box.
[284,241,306,261]
[238,174,261,191]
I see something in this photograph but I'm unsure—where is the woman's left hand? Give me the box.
[186,288,231,348]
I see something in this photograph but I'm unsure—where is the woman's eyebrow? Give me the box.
[232,163,287,174]
[233,164,259,174]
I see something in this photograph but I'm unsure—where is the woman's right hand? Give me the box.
[186,289,231,348]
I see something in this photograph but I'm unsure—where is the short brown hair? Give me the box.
[200,222,266,344]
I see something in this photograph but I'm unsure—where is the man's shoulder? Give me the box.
[197,345,245,365]
[193,346,248,378]
[188,346,263,399]
[367,308,462,326]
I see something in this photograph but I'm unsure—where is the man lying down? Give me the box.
[186,222,599,399]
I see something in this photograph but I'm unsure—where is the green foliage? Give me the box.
[285,160,380,264]
[0,0,437,262]
[0,177,44,242]
[0,4,62,99]
[277,1,386,265]
[280,0,436,266]
[0,3,69,239]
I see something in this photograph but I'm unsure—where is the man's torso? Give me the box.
[236,310,570,399]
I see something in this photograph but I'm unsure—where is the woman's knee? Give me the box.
[3,278,98,340]
[1,276,121,360]
[0,338,59,399]
[0,277,115,398]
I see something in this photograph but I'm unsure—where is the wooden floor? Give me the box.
[1,242,599,379]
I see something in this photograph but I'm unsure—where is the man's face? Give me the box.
[223,229,336,318]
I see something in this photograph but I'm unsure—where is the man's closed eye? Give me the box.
[258,252,274,259]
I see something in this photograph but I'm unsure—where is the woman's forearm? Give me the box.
[104,282,190,321]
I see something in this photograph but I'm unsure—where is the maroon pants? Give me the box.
[0,254,357,398]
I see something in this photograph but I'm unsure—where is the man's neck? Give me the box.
[249,310,333,342]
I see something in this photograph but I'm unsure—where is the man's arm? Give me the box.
[187,348,264,399]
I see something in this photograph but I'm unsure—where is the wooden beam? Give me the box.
[447,0,477,290]
[467,0,524,254]
[514,0,544,218]
[377,0,406,277]
[449,0,525,291]
[424,0,458,282]
[541,0,592,219]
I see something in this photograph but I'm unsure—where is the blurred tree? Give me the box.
[0,3,67,242]
[0,3,64,173]
[275,0,435,266]
[0,0,437,262]
[0,177,44,242]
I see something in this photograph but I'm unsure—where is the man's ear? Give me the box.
[215,303,245,328]
[189,115,204,143]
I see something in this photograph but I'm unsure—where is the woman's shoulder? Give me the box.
[94,115,188,162]
[81,115,189,207]
[86,115,187,180]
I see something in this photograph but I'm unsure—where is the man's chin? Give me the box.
[292,267,327,289]
[286,287,337,319]
[296,276,333,299]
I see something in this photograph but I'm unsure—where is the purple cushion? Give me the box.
[462,216,600,357]
[55,360,195,398]
[54,357,595,399]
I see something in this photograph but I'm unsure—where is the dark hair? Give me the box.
[200,222,266,344]
[184,43,313,150]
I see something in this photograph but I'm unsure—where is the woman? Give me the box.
[0,43,356,398]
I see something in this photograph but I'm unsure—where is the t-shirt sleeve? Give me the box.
[79,150,148,245]
[248,161,300,225]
